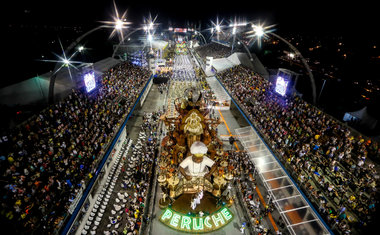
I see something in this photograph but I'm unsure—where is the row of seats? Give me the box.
[81,139,133,234]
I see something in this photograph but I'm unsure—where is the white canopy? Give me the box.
[343,106,378,130]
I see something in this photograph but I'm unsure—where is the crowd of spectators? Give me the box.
[0,62,151,234]
[195,42,232,61]
[218,65,379,234]
[227,150,275,235]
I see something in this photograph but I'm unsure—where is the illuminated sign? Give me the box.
[174,28,187,33]
[159,207,233,233]
[275,76,288,96]
[84,71,96,92]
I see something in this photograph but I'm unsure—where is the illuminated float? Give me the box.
[158,86,236,233]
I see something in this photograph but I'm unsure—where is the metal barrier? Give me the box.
[235,126,330,235]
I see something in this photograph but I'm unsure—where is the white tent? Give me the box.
[205,52,269,79]
[343,106,378,130]
[0,57,121,106]
[151,40,168,50]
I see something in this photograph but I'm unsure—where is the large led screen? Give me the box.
[84,71,96,93]
[275,76,288,96]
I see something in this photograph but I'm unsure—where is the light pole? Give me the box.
[318,79,327,102]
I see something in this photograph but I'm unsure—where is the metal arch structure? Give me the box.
[233,35,254,62]
[48,25,106,104]
[232,35,271,80]
[111,28,144,58]
[269,32,317,104]
[194,30,208,45]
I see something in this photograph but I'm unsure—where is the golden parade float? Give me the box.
[158,87,235,233]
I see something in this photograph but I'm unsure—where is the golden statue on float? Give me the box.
[158,87,235,212]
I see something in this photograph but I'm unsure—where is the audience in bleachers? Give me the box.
[195,42,232,61]
[218,65,379,233]
[0,62,151,234]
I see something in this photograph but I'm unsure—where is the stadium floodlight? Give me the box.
[115,19,123,30]
[209,17,224,34]
[253,25,264,37]
[246,22,275,47]
[215,25,221,32]
[143,14,158,33]
[78,46,84,52]
[148,34,153,42]
[99,0,131,41]
[41,38,83,82]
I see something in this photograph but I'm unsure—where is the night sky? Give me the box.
[4,0,379,86]
[7,0,378,32]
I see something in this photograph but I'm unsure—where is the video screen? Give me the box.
[275,76,288,96]
[84,71,96,93]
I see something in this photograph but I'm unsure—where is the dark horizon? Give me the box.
[4,1,380,114]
